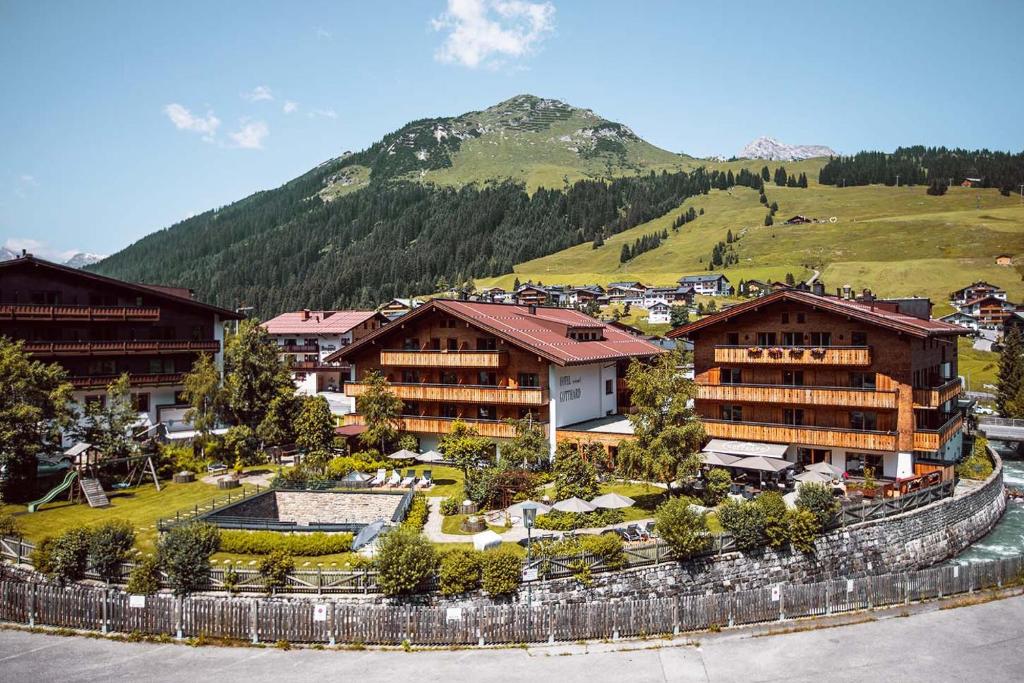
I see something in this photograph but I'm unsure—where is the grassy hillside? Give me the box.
[479,181,1024,314]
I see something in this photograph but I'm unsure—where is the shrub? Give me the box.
[703,468,732,506]
[31,536,56,576]
[0,512,21,538]
[755,492,789,549]
[402,495,429,531]
[532,508,625,531]
[718,499,767,551]
[326,451,389,479]
[439,496,461,516]
[795,483,840,530]
[580,533,625,569]
[223,425,262,466]
[38,528,93,583]
[157,522,221,595]
[654,497,712,559]
[786,509,820,553]
[374,527,437,596]
[160,442,206,477]
[217,530,353,556]
[126,556,162,595]
[480,547,522,597]
[957,436,994,480]
[552,443,599,501]
[258,549,295,593]
[88,520,136,583]
[438,548,482,595]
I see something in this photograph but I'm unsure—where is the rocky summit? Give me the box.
[739,136,836,161]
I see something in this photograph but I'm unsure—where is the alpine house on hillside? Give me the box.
[326,299,665,458]
[668,288,967,492]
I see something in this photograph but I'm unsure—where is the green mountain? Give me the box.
[91,95,700,315]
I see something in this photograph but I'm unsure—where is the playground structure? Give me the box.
[26,441,160,513]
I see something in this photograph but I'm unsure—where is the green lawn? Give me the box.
[959,337,1000,393]
[424,465,465,498]
[440,513,507,536]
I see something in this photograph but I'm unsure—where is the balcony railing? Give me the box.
[380,349,508,368]
[343,413,537,439]
[69,372,187,389]
[22,340,220,356]
[912,378,963,409]
[702,418,898,451]
[289,360,348,371]
[280,344,319,353]
[345,382,548,406]
[698,383,897,409]
[0,304,161,321]
[912,413,963,452]
[713,345,872,366]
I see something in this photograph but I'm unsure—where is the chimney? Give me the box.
[842,284,852,300]
[21,249,27,257]
[528,304,537,315]
[861,288,875,302]
[812,282,825,296]
[300,309,310,321]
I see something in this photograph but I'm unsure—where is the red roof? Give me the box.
[326,299,665,366]
[961,295,1011,308]
[668,289,967,339]
[262,310,386,335]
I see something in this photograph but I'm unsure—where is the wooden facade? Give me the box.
[345,382,548,406]
[379,349,508,368]
[713,345,872,366]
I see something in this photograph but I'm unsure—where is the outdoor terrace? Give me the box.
[698,383,897,409]
[702,418,898,451]
[912,378,963,409]
[912,413,964,451]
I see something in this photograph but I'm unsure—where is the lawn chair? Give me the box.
[369,468,386,487]
[622,525,642,543]
[644,521,657,537]
[419,470,433,488]
[386,470,401,487]
[400,469,416,488]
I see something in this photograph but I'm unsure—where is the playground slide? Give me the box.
[27,469,79,513]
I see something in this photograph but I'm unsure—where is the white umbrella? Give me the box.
[552,497,597,513]
[590,492,635,509]
[388,449,418,460]
[507,499,552,516]
[806,461,844,477]
[701,451,742,467]
[341,470,371,482]
[733,456,794,473]
[472,529,502,551]
[794,470,832,484]
[415,450,444,463]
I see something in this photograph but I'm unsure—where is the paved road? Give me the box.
[3,595,1024,682]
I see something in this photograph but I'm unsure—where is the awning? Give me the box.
[731,456,794,473]
[334,424,367,437]
[703,439,788,459]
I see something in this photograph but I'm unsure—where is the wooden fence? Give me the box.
[2,555,1020,645]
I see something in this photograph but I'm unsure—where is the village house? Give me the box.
[327,299,664,459]
[262,309,390,396]
[513,283,550,306]
[957,294,1016,327]
[566,285,604,307]
[678,273,732,296]
[477,286,513,303]
[950,281,1007,305]
[642,285,695,308]
[378,298,424,320]
[0,254,241,436]
[996,255,1013,266]
[646,301,672,325]
[741,279,773,298]
[668,288,966,489]
[938,310,980,332]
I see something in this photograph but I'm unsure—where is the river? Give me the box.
[949,444,1024,564]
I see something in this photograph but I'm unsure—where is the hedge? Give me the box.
[218,530,353,556]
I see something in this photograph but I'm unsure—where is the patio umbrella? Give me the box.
[507,499,552,516]
[590,492,636,509]
[552,497,597,513]
[701,451,742,467]
[732,456,794,473]
[794,470,832,484]
[352,520,386,551]
[806,461,844,477]
[341,470,371,482]
[472,529,503,552]
[388,449,418,460]
[415,450,445,463]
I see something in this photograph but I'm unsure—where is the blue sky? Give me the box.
[2,0,1022,259]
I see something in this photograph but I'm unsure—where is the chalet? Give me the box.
[958,295,1016,327]
[514,284,550,306]
[741,279,772,298]
[642,285,695,307]
[996,255,1013,266]
[961,177,983,188]
[0,254,242,433]
[262,309,390,396]
[607,281,649,291]
[327,300,665,459]
[378,298,424,320]
[647,302,672,325]
[950,281,1006,305]
[939,311,980,332]
[567,286,604,307]
[606,285,646,306]
[784,215,814,225]
[679,273,732,296]
[668,288,967,488]
[478,287,512,303]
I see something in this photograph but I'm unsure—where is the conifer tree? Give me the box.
[620,244,631,263]
[761,166,770,182]
[997,327,1024,417]
[764,213,774,226]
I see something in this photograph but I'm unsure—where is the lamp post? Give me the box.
[522,502,538,635]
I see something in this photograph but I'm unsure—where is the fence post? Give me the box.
[27,582,35,627]
[101,586,109,634]
[250,599,259,644]
[329,602,336,646]
[673,595,681,636]
[174,595,183,639]
[477,607,484,647]
[728,591,735,628]
[548,604,555,644]
[778,585,785,621]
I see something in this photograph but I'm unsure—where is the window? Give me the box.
[781,313,790,324]
[797,448,830,466]
[605,379,613,395]
[851,331,868,346]
[401,370,420,383]
[756,332,777,346]
[846,453,883,476]
[440,372,458,385]
[849,372,876,389]
[147,358,174,374]
[783,408,804,426]
[720,404,743,421]
[518,373,540,388]
[402,337,419,350]
[726,332,740,346]
[782,331,802,346]
[403,402,419,415]
[477,337,497,351]
[850,411,878,431]
[477,405,497,420]
[808,332,832,346]
[132,393,150,412]
[88,360,116,376]
[796,313,806,323]
[446,337,459,350]
[477,371,497,386]
[721,368,742,384]
[782,370,804,386]
[440,403,459,418]
[428,337,441,350]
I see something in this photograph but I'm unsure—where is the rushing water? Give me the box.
[949,445,1024,565]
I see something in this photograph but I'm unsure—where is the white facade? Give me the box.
[545,362,618,459]
[647,304,671,324]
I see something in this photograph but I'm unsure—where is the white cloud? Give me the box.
[19,174,37,185]
[315,27,332,40]
[431,0,555,69]
[3,237,82,263]
[242,85,274,102]
[283,100,299,114]
[163,103,221,142]
[309,108,337,119]
[229,120,269,149]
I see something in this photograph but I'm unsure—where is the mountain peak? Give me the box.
[739,136,836,161]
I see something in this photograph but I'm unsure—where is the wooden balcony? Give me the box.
[913,378,963,409]
[279,344,319,353]
[23,340,220,356]
[380,349,508,368]
[345,382,548,406]
[913,413,963,451]
[343,413,535,439]
[702,418,898,451]
[697,383,897,409]
[713,345,872,366]
[0,304,160,321]
[289,360,348,371]
[69,372,186,389]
